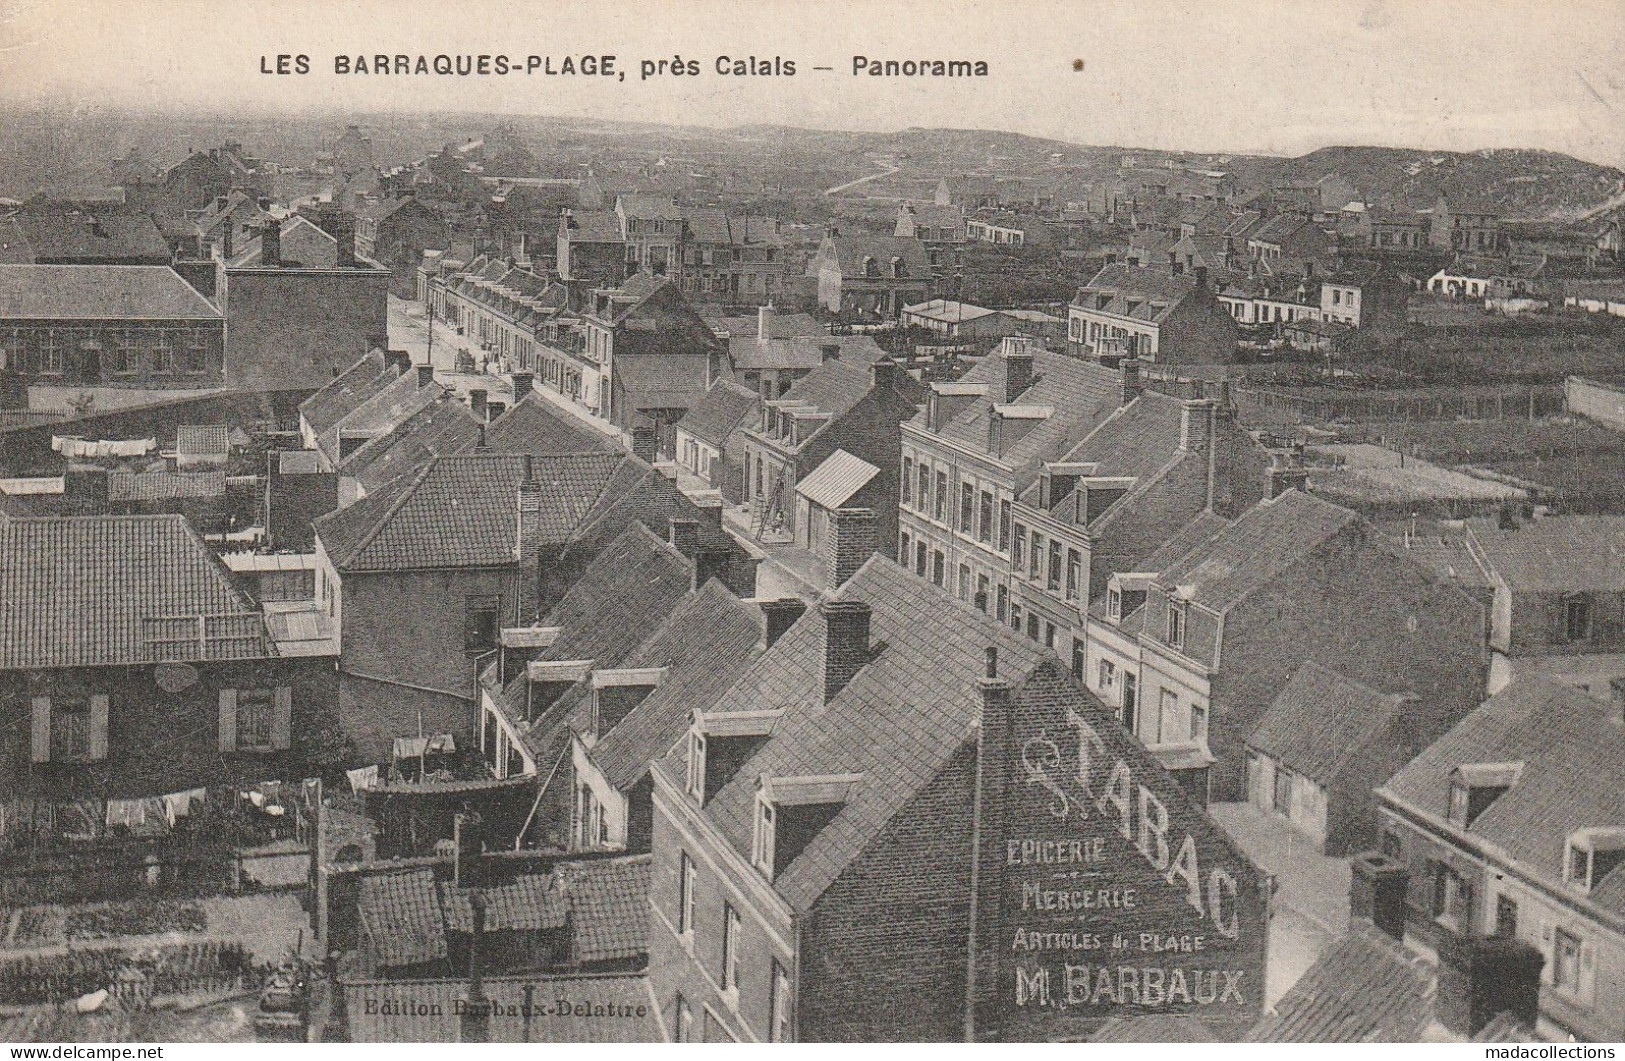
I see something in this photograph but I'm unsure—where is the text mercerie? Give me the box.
[1020,711,1243,940]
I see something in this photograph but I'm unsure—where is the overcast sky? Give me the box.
[4,0,1624,164]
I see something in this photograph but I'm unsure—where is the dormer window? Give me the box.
[891,256,906,278]
[685,729,707,799]
[1564,828,1625,894]
[863,255,879,278]
[1108,588,1122,620]
[1447,761,1523,828]
[1166,601,1187,649]
[686,710,782,804]
[752,793,776,875]
[749,774,861,880]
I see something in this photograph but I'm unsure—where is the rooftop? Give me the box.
[1248,662,1412,786]
[0,265,221,320]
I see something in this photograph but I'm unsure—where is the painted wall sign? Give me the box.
[992,683,1268,1035]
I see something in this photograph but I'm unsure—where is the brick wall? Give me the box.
[223,267,388,391]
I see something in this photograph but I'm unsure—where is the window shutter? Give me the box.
[30,697,50,764]
[217,688,238,753]
[271,686,293,751]
[88,695,109,762]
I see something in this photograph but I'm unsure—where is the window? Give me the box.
[38,329,63,374]
[1011,524,1026,567]
[1044,621,1056,648]
[934,471,948,521]
[978,491,994,544]
[931,550,945,588]
[998,501,1012,552]
[50,702,91,762]
[678,852,696,935]
[236,688,276,750]
[1099,659,1116,691]
[721,903,740,993]
[464,595,501,653]
[1166,602,1187,649]
[1565,594,1592,642]
[1553,928,1582,993]
[1065,549,1082,602]
[686,731,707,799]
[957,563,971,601]
[899,531,911,563]
[996,584,1008,622]
[1010,603,1023,631]
[184,331,209,372]
[976,573,990,613]
[958,483,974,533]
[674,995,693,1042]
[1026,532,1041,581]
[1190,701,1208,743]
[1026,613,1040,642]
[1047,541,1063,592]
[151,331,173,372]
[901,457,913,504]
[752,796,776,875]
[1107,587,1122,619]
[112,330,136,374]
[1495,894,1518,937]
[770,961,792,1042]
[1431,862,1473,930]
[914,541,927,577]
[917,464,931,512]
[1273,764,1294,814]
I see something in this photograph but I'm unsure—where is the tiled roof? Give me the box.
[1248,662,1410,786]
[666,557,1054,912]
[562,211,624,243]
[1464,515,1625,593]
[176,424,229,456]
[299,350,398,442]
[589,581,764,791]
[315,452,629,572]
[772,356,874,425]
[342,974,656,1042]
[1073,263,1205,324]
[106,469,226,502]
[558,856,651,962]
[1245,925,1436,1042]
[324,369,444,465]
[0,265,221,320]
[1381,677,1625,910]
[0,513,266,669]
[358,866,447,967]
[827,235,931,277]
[482,393,618,456]
[440,873,567,932]
[915,346,1122,490]
[1154,490,1356,612]
[675,379,761,449]
[796,448,879,510]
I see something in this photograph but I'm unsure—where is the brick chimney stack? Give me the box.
[335,212,358,268]
[824,507,880,591]
[758,302,774,345]
[417,364,436,388]
[515,456,543,620]
[1348,851,1408,942]
[260,220,282,268]
[1265,464,1310,500]
[969,644,1016,1034]
[1179,398,1215,453]
[1434,933,1545,1038]
[1121,358,1143,406]
[761,597,807,648]
[820,600,872,704]
[469,388,489,422]
[668,516,700,559]
[1000,338,1035,403]
[510,372,533,397]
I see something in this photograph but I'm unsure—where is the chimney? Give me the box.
[969,645,1016,1033]
[1348,851,1408,942]
[824,507,880,591]
[469,388,489,422]
[510,371,533,397]
[1000,339,1035,403]
[1179,399,1215,453]
[757,302,774,344]
[1194,265,1209,293]
[1120,358,1143,406]
[761,597,807,648]
[1168,249,1183,275]
[630,424,658,463]
[417,364,436,388]
[515,456,543,619]
[260,220,282,267]
[453,810,484,889]
[335,212,357,268]
[1265,464,1310,500]
[668,516,700,558]
[220,221,234,261]
[820,600,872,704]
[820,342,840,362]
[1435,933,1544,1039]
[869,357,897,393]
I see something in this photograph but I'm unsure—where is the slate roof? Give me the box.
[358,866,447,967]
[342,975,656,1042]
[339,393,482,494]
[914,345,1122,490]
[1245,925,1437,1042]
[1464,515,1625,593]
[562,211,624,243]
[1381,677,1625,910]
[10,205,171,263]
[825,235,931,278]
[314,452,629,572]
[1021,390,1189,510]
[772,356,876,427]
[796,448,879,510]
[588,581,764,791]
[0,265,221,320]
[727,332,886,373]
[558,856,651,962]
[1073,263,1201,324]
[323,368,444,465]
[709,311,821,341]
[539,522,699,670]
[613,352,711,410]
[659,557,1055,912]
[0,513,266,670]
[675,379,761,450]
[482,393,618,456]
[298,349,398,442]
[1155,490,1356,612]
[1248,662,1411,786]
